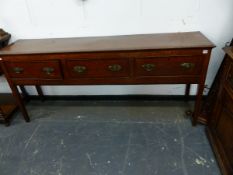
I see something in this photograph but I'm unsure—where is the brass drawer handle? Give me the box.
[73,66,87,73]
[142,64,155,72]
[13,67,24,74]
[108,64,122,72]
[180,63,195,69]
[43,67,54,75]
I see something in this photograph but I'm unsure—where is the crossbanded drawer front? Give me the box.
[66,59,130,78]
[5,61,62,79]
[134,56,203,77]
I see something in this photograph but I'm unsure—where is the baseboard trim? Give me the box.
[26,94,198,101]
[1,93,201,101]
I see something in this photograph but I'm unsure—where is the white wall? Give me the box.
[0,0,233,95]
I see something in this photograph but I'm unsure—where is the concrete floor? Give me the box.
[0,100,221,175]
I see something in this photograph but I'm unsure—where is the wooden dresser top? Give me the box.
[0,32,215,56]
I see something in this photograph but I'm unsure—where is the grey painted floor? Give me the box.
[0,100,221,175]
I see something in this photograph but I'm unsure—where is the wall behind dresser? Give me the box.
[0,0,233,95]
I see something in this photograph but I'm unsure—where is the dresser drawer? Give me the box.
[134,56,203,76]
[5,61,62,79]
[227,63,233,90]
[65,59,130,78]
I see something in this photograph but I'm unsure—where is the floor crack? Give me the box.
[24,124,41,149]
[177,119,189,175]
[121,131,132,175]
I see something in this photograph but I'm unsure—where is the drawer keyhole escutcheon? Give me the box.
[142,64,155,72]
[73,66,87,73]
[43,67,54,75]
[108,64,122,72]
[13,67,24,74]
[180,63,195,69]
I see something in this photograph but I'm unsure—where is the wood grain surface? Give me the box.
[0,32,215,55]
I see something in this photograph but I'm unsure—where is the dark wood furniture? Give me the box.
[0,29,16,126]
[0,32,214,125]
[0,64,2,75]
[207,46,233,175]
[0,94,17,126]
[200,39,233,124]
[0,29,44,125]
[0,29,11,75]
